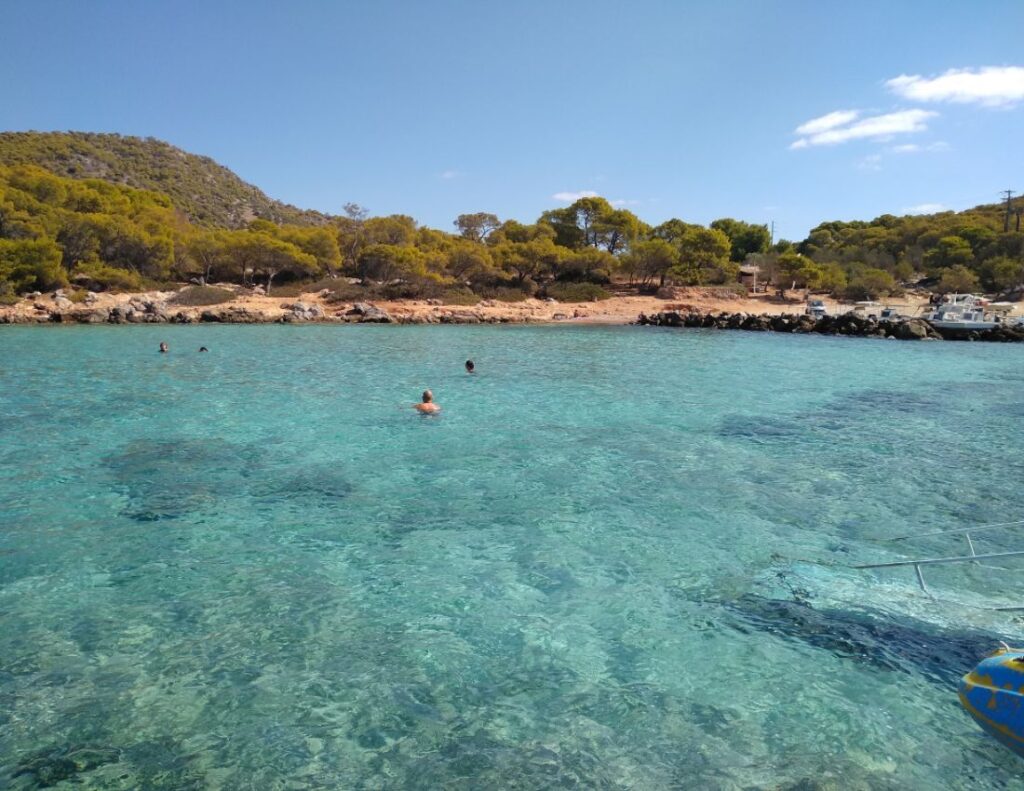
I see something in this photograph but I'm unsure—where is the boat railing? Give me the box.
[854,519,1024,609]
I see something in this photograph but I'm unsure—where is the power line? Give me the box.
[1001,189,1016,232]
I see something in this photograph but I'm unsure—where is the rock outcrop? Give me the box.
[282,302,325,322]
[346,303,392,323]
[634,310,1022,342]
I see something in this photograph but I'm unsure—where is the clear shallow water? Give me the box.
[1,325,1023,789]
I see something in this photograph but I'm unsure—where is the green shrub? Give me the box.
[271,276,346,297]
[439,287,480,306]
[170,285,237,306]
[72,262,143,292]
[0,238,68,292]
[0,284,20,305]
[842,268,900,300]
[936,265,980,295]
[469,285,532,302]
[144,280,183,292]
[380,281,435,300]
[318,280,519,305]
[379,277,461,301]
[322,281,375,303]
[543,282,611,302]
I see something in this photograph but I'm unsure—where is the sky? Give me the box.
[1,0,1022,241]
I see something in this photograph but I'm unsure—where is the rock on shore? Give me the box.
[0,294,540,326]
[635,310,1024,342]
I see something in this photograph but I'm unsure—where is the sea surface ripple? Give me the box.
[1,325,1023,789]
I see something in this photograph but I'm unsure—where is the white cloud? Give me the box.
[611,199,640,207]
[791,109,936,148]
[439,169,460,180]
[795,109,860,136]
[890,141,950,154]
[886,66,1024,107]
[858,154,883,172]
[551,190,599,202]
[903,203,947,214]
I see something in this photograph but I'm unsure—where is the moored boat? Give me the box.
[924,294,1002,336]
[879,305,911,321]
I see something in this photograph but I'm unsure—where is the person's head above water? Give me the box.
[159,342,168,353]
[415,389,440,413]
[465,360,475,373]
[199,346,208,352]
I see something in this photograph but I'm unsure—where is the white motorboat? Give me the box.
[879,306,910,321]
[924,294,1001,334]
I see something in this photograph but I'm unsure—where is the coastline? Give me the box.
[4,287,1023,342]
[0,287,917,327]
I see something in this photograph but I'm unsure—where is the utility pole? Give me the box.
[1001,189,1016,232]
[769,220,775,246]
[1016,206,1023,233]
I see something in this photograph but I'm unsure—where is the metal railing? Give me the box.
[854,519,1024,609]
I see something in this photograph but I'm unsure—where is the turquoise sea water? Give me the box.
[1,325,1023,789]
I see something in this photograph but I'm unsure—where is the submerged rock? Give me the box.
[723,593,1008,686]
[104,438,263,521]
[14,744,121,787]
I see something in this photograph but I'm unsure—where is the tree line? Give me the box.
[1,163,1022,303]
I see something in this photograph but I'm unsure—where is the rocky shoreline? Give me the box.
[5,291,1024,341]
[636,310,1024,342]
[0,295,545,326]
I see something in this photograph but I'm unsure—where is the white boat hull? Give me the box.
[928,320,998,333]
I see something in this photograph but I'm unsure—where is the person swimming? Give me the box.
[465,360,475,374]
[159,342,168,353]
[199,346,208,352]
[414,390,441,414]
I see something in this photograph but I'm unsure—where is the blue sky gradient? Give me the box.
[2,0,1022,240]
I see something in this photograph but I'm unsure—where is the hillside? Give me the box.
[0,131,1020,303]
[0,131,328,229]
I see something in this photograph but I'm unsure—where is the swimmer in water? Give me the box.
[414,390,441,414]
[199,346,208,352]
[159,342,169,353]
[465,360,475,374]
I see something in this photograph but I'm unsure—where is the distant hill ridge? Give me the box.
[0,131,329,229]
